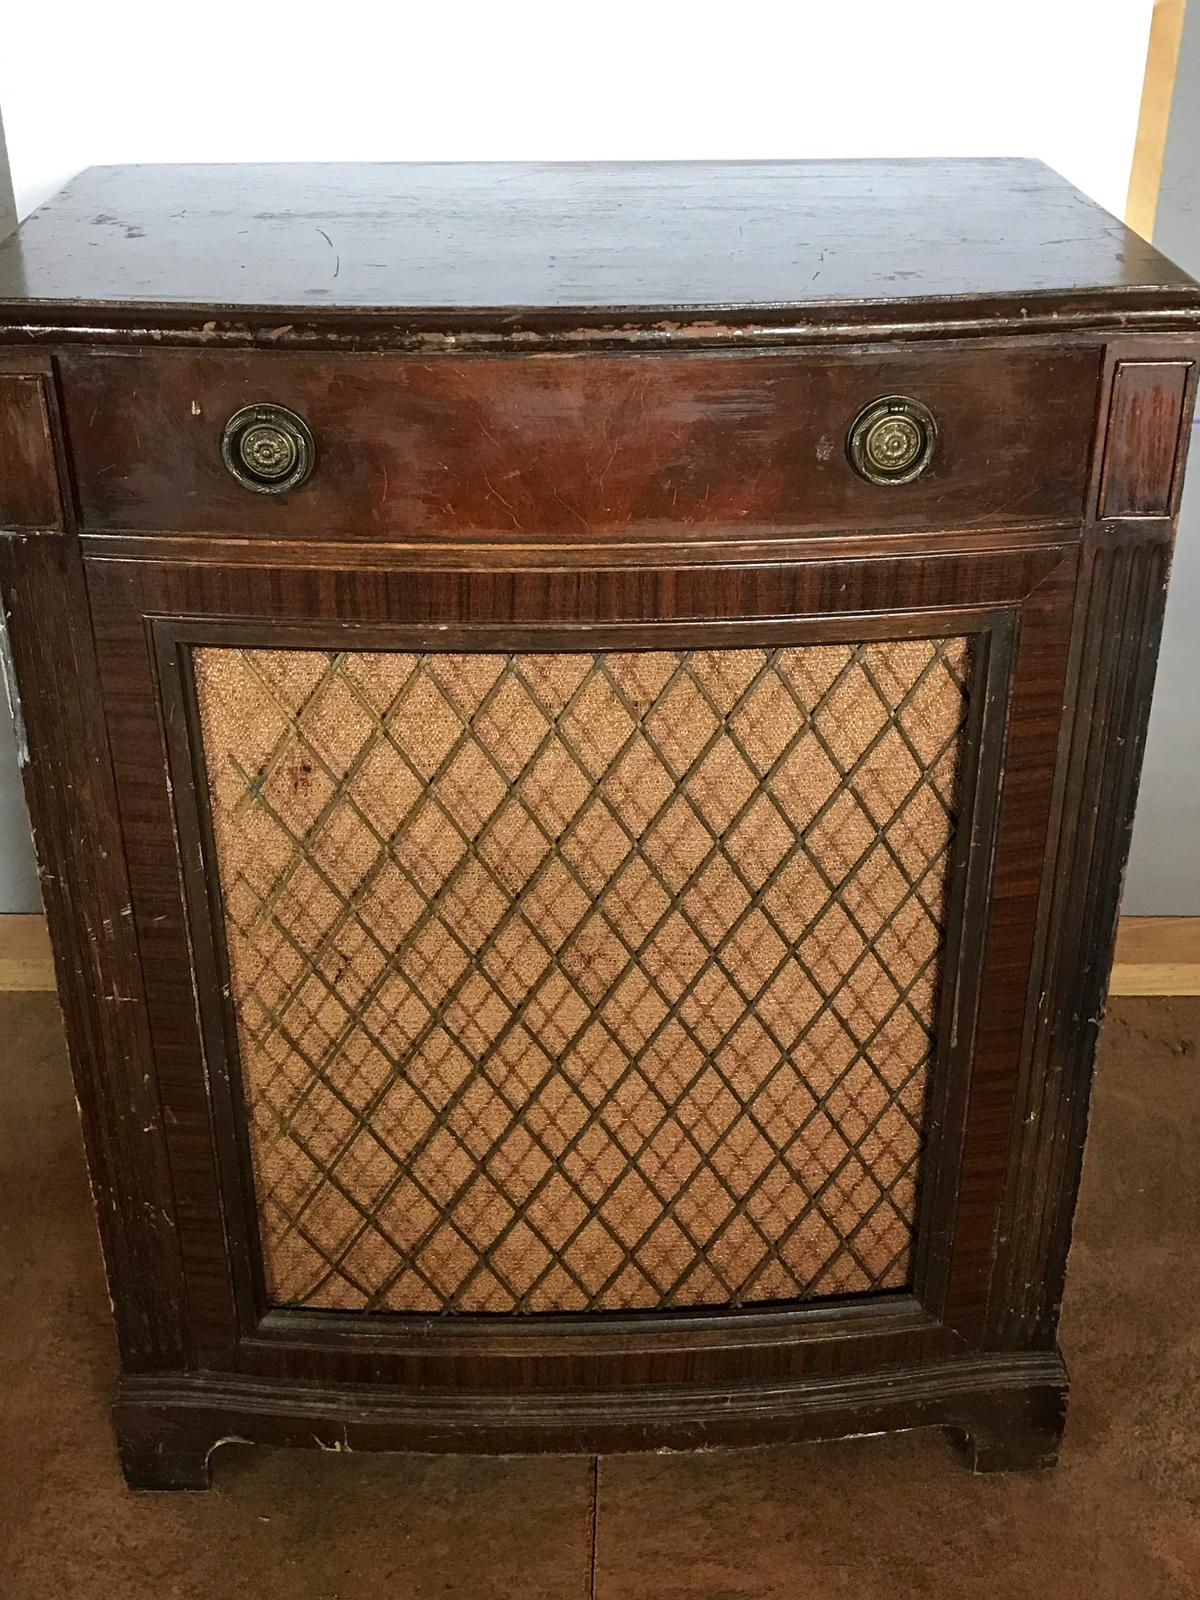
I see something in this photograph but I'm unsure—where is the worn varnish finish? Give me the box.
[1,160,1198,349]
[0,162,1196,1490]
[0,372,62,530]
[1098,360,1193,518]
[60,346,1100,539]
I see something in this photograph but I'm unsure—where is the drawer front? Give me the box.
[60,346,1100,540]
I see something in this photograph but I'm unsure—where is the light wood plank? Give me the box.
[1110,961,1200,996]
[0,913,55,991]
[1113,914,1200,965]
[1110,916,1200,995]
[1127,0,1189,240]
[0,957,57,992]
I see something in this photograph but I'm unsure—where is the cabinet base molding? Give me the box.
[112,1350,1069,1490]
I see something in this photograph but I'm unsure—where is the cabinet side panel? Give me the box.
[992,342,1198,1346]
[0,369,188,1369]
[992,530,1171,1344]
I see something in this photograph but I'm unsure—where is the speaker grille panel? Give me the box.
[193,638,970,1313]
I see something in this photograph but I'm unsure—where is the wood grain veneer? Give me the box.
[0,162,1195,1489]
[59,347,1099,539]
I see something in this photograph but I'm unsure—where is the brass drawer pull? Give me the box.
[221,403,315,494]
[847,394,937,485]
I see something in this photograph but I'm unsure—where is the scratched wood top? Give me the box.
[0,160,1197,340]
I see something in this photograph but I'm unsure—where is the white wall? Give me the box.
[2,1,1153,223]
[1123,0,1200,914]
[0,110,40,913]
[0,2,1171,911]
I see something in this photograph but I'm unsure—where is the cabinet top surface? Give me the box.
[1,159,1197,342]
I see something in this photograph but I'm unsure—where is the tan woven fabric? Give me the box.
[193,639,970,1313]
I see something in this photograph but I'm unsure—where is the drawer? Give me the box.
[59,346,1100,540]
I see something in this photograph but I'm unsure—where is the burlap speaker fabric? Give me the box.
[193,639,969,1313]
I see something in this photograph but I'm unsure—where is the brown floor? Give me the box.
[1,992,1198,1599]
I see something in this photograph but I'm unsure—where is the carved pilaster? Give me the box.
[988,343,1198,1347]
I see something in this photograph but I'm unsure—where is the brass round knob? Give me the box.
[221,403,315,494]
[847,395,937,486]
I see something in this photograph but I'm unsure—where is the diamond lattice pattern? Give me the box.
[193,638,970,1313]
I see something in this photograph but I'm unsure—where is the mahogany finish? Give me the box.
[61,346,1099,539]
[1098,359,1193,518]
[0,162,1196,1491]
[0,372,61,529]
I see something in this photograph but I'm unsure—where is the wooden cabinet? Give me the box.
[0,160,1196,1488]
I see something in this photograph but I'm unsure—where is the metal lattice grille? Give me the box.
[193,638,970,1313]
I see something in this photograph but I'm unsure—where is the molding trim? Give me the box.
[4,296,1200,357]
[112,1349,1069,1487]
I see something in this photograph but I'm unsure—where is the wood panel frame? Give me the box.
[154,607,1009,1353]
[77,537,1076,1482]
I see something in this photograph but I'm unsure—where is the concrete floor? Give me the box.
[2,991,1198,1598]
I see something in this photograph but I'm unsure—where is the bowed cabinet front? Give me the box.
[1,156,1196,1489]
[76,513,1083,1485]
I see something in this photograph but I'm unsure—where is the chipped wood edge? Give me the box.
[1127,0,1190,241]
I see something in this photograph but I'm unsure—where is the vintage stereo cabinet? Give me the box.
[0,160,1196,1489]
